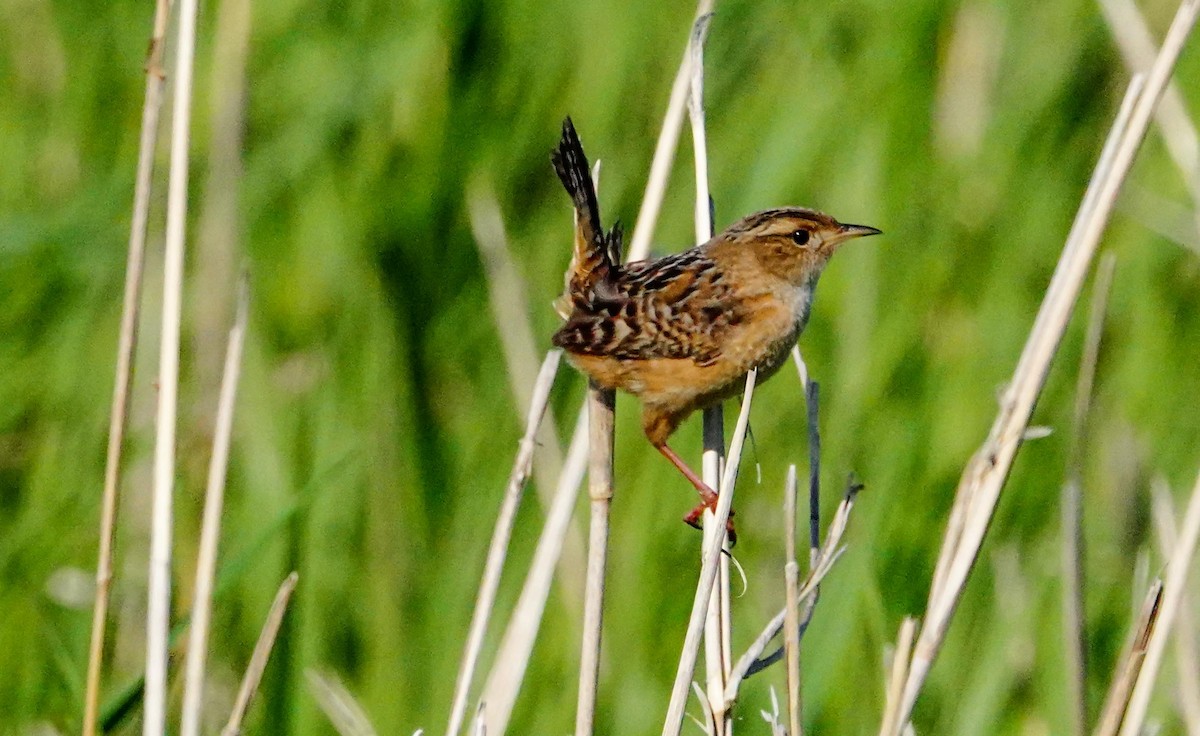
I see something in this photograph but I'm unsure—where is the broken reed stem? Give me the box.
[82,0,173,732]
[892,1,1200,723]
[663,371,757,736]
[1094,581,1164,736]
[684,12,732,736]
[783,466,802,736]
[1118,466,1200,735]
[444,351,562,736]
[180,280,249,736]
[144,0,203,727]
[1062,252,1116,736]
[724,480,860,707]
[221,571,299,736]
[575,383,615,736]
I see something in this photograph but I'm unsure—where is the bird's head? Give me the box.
[720,207,881,284]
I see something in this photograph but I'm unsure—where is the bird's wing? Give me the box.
[552,249,744,365]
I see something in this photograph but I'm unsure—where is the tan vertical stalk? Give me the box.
[575,383,615,736]
[81,0,173,731]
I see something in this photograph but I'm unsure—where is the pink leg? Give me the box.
[655,442,737,545]
[655,442,717,503]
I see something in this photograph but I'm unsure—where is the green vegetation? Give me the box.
[2,0,1199,733]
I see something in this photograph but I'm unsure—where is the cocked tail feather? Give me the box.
[552,117,623,317]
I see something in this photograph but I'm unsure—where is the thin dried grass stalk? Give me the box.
[144,0,205,726]
[1094,581,1164,736]
[684,13,733,736]
[1150,481,1200,734]
[221,571,299,735]
[783,465,803,736]
[663,370,758,736]
[627,0,717,261]
[575,382,615,736]
[181,281,249,736]
[879,618,918,736]
[1118,466,1200,735]
[82,0,173,732]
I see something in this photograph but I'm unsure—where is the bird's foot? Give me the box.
[683,498,737,546]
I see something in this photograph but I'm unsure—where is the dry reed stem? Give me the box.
[1098,0,1200,201]
[1094,580,1164,736]
[894,1,1200,722]
[684,13,732,736]
[467,185,589,606]
[479,410,588,736]
[1150,481,1200,734]
[627,0,717,261]
[307,670,380,736]
[663,369,757,736]
[724,480,859,707]
[782,465,802,736]
[444,351,563,736]
[575,383,615,736]
[144,0,203,727]
[1119,466,1200,735]
[1062,252,1117,736]
[221,571,299,736]
[925,74,1135,614]
[180,280,249,736]
[82,0,173,732]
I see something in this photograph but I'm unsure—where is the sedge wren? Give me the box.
[550,117,880,540]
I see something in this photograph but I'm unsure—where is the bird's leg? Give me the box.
[654,442,736,545]
[655,442,717,503]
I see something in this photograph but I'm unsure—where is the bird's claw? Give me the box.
[683,501,737,546]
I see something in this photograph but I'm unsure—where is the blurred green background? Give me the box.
[3,0,1200,733]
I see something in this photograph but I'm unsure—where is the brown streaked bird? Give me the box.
[550,117,880,541]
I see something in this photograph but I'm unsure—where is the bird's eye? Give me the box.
[791,229,810,246]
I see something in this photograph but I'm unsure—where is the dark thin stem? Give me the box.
[806,381,820,567]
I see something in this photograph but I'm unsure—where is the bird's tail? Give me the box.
[551,117,622,317]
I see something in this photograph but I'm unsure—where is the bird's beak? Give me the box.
[828,222,882,248]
